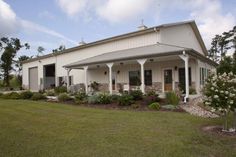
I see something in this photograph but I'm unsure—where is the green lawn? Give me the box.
[0,99,235,157]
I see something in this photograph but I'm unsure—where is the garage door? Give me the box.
[29,67,38,91]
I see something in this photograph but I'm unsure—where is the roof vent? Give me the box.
[138,19,147,30]
[79,38,86,46]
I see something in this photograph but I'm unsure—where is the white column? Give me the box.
[137,59,147,93]
[106,63,114,94]
[66,68,71,92]
[179,52,189,103]
[84,66,88,94]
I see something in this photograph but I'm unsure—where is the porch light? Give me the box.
[117,70,120,74]
[120,62,124,65]
[104,71,107,75]
[175,66,178,71]
[96,65,100,68]
[149,59,154,62]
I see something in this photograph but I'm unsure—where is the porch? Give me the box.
[64,43,216,102]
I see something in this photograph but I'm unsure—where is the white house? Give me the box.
[22,20,217,102]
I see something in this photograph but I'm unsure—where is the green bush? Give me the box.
[97,93,112,104]
[148,102,161,110]
[129,90,143,100]
[20,91,33,99]
[166,92,180,106]
[0,92,3,98]
[1,92,21,99]
[31,93,46,101]
[118,94,134,106]
[54,86,67,94]
[161,104,177,110]
[88,94,99,104]
[110,94,120,103]
[58,93,72,102]
[46,89,55,96]
[75,92,87,104]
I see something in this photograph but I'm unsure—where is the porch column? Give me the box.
[179,52,189,103]
[66,68,71,92]
[137,59,147,93]
[106,63,114,94]
[83,66,88,94]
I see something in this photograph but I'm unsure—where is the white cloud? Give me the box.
[38,11,55,19]
[20,19,77,45]
[187,0,235,47]
[0,0,18,37]
[56,0,87,17]
[0,0,77,46]
[97,0,153,23]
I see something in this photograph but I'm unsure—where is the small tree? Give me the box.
[203,72,236,131]
[0,37,29,87]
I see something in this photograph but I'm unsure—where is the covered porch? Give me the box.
[64,43,215,102]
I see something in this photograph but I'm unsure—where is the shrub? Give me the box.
[75,92,87,104]
[118,94,133,106]
[111,94,120,103]
[148,102,161,110]
[20,91,33,99]
[97,93,112,104]
[1,92,21,99]
[161,104,177,110]
[129,90,143,100]
[31,93,46,101]
[143,93,160,106]
[90,81,99,91]
[46,89,55,96]
[54,86,67,94]
[166,92,180,106]
[0,92,3,98]
[88,94,99,104]
[58,93,72,102]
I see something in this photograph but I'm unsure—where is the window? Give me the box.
[200,67,209,85]
[129,71,140,86]
[145,70,152,85]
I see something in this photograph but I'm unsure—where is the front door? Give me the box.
[164,69,173,91]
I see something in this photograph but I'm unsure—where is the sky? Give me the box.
[0,0,235,57]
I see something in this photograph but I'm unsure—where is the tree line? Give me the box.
[0,37,65,88]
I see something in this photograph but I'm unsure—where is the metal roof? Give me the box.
[22,20,208,64]
[64,44,189,68]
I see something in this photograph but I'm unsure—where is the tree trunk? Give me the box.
[234,109,236,130]
[223,111,228,131]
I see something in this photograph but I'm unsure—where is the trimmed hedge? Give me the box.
[20,91,33,99]
[148,102,161,110]
[31,93,46,101]
[118,94,133,106]
[58,93,72,102]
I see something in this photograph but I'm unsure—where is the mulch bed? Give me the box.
[47,99,185,112]
[202,125,236,137]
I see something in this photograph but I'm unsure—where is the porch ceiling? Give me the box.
[63,43,216,69]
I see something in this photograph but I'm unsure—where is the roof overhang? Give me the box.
[22,20,209,64]
[64,44,217,69]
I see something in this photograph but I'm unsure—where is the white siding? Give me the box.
[160,24,204,55]
[22,32,159,89]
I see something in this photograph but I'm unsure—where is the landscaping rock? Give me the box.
[180,96,219,118]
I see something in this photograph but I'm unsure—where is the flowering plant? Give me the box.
[203,72,236,131]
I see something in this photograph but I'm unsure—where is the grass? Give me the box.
[0,99,235,157]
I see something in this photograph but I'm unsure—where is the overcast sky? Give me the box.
[0,0,235,56]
